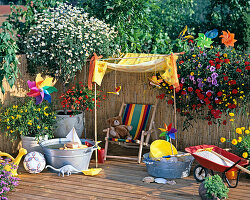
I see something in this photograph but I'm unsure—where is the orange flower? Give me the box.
[219,30,237,47]
[220,137,226,143]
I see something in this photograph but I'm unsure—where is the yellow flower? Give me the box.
[54,116,56,119]
[44,106,48,111]
[44,112,49,117]
[242,152,248,158]
[7,126,10,129]
[25,109,27,112]
[245,130,250,134]
[37,126,41,129]
[237,137,242,143]
[223,53,227,58]
[10,130,14,133]
[37,108,41,112]
[230,119,234,122]
[190,72,194,76]
[6,119,9,122]
[220,137,226,143]
[236,128,242,134]
[241,127,245,130]
[229,113,234,117]
[11,116,14,119]
[44,127,48,130]
[231,139,237,145]
[192,55,196,57]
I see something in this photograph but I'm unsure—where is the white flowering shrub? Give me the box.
[25,3,117,84]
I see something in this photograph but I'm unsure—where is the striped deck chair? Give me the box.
[104,101,158,163]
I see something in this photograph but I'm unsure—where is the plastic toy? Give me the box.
[82,168,102,176]
[0,148,27,176]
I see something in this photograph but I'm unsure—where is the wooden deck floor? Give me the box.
[8,159,250,200]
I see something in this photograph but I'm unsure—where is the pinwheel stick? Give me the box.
[169,138,174,155]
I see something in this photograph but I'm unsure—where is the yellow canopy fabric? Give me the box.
[92,53,179,89]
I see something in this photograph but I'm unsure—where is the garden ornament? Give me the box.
[0,148,27,176]
[195,33,214,49]
[219,30,237,47]
[107,86,121,95]
[46,165,82,177]
[205,29,218,39]
[178,25,194,41]
[27,73,57,104]
[159,123,177,142]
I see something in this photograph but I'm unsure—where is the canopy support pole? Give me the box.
[173,89,177,149]
[94,82,98,168]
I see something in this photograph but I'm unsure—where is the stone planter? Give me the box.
[54,110,84,138]
[21,135,48,153]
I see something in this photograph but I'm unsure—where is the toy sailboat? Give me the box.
[59,127,88,150]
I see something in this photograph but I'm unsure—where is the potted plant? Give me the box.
[24,3,117,137]
[0,99,57,153]
[199,175,229,200]
[56,81,104,138]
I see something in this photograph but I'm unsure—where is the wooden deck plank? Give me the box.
[7,159,250,200]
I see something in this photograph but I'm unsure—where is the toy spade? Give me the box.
[107,86,121,95]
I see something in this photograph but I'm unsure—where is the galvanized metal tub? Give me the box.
[143,152,194,179]
[40,138,96,171]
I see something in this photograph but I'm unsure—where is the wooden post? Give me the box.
[94,82,98,168]
[173,89,177,148]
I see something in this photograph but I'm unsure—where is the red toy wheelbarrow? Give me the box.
[185,145,249,188]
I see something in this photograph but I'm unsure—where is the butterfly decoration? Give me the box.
[219,30,237,47]
[205,29,218,39]
[159,123,177,142]
[195,33,214,49]
[149,75,163,88]
[178,25,194,41]
[107,86,121,95]
[27,74,57,104]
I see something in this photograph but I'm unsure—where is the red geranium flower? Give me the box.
[236,68,242,72]
[179,60,184,64]
[209,60,215,66]
[217,91,223,97]
[215,52,220,57]
[245,61,249,65]
[206,92,212,98]
[208,121,212,125]
[215,99,222,104]
[168,99,174,104]
[208,104,213,110]
[177,74,180,78]
[223,120,227,125]
[216,64,221,69]
[188,40,194,43]
[195,89,201,93]
[197,104,202,108]
[215,58,220,62]
[228,80,236,85]
[232,89,238,94]
[204,98,211,105]
[188,87,193,92]
[223,76,228,81]
[181,91,187,95]
[245,66,250,70]
[224,59,230,63]
[192,104,196,110]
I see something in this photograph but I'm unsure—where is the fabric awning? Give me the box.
[89,53,180,90]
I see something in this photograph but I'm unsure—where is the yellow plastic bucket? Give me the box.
[149,140,177,159]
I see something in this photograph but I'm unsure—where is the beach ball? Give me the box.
[23,151,46,174]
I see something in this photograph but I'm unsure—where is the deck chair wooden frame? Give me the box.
[104,100,158,163]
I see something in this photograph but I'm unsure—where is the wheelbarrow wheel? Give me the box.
[194,165,208,182]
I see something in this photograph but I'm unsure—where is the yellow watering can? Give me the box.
[0,148,27,176]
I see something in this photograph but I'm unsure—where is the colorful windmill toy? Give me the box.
[159,123,177,142]
[27,74,58,104]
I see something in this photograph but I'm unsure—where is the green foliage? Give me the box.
[206,0,250,48]
[0,99,57,140]
[204,175,229,199]
[8,0,64,53]
[0,21,19,94]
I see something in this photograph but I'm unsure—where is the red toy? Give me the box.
[185,145,249,188]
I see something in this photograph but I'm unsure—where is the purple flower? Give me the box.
[207,77,212,82]
[193,80,196,84]
[212,79,217,85]
[189,75,194,81]
[198,64,202,68]
[3,187,10,192]
[203,53,207,56]
[193,60,196,63]
[211,72,218,79]
[215,97,218,101]
[210,66,216,72]
[206,65,210,69]
[198,83,204,88]
[197,78,203,82]
[181,78,185,83]
[198,54,201,57]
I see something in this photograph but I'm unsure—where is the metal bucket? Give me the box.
[143,152,194,179]
[40,138,96,171]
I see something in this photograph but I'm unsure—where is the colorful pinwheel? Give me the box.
[195,33,214,49]
[219,30,237,47]
[159,123,177,142]
[205,29,218,39]
[27,74,57,104]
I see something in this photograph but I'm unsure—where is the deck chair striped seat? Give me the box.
[104,102,158,163]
